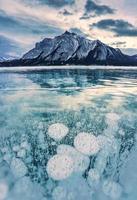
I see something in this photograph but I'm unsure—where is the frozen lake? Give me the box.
[0,67,137,200]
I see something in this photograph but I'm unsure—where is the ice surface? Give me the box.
[0,70,137,200]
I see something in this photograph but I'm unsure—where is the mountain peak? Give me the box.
[63,30,76,36]
[1,32,137,67]
[64,30,71,34]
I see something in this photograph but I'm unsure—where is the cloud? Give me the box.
[121,48,137,56]
[0,10,63,38]
[0,35,23,57]
[82,0,115,18]
[0,8,64,56]
[91,19,137,37]
[110,41,126,47]
[27,0,75,8]
[59,9,73,16]
[69,27,89,37]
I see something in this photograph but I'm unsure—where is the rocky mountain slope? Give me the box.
[0,31,137,66]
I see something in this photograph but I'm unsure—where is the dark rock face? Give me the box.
[0,31,137,67]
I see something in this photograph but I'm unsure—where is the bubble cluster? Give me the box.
[47,123,69,141]
[46,155,74,180]
[74,132,100,156]
[57,144,90,172]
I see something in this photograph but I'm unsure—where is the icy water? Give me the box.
[0,68,137,200]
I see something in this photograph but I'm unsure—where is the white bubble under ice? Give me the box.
[74,132,100,156]
[57,144,90,172]
[17,149,26,158]
[47,123,69,141]
[12,176,43,200]
[0,182,8,200]
[106,113,120,124]
[58,174,93,200]
[87,169,100,188]
[102,180,122,199]
[11,158,27,178]
[46,155,74,180]
[52,186,67,200]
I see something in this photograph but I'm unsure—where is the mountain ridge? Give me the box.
[0,31,137,67]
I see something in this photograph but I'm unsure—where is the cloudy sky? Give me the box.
[0,0,137,58]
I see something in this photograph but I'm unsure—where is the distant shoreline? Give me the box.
[0,65,137,72]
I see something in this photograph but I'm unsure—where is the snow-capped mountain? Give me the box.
[0,31,137,66]
[0,56,9,61]
[0,55,17,62]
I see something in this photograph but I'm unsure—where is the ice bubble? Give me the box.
[45,179,55,194]
[97,135,108,149]
[12,176,43,200]
[13,145,20,152]
[52,186,67,200]
[0,182,8,200]
[74,132,100,156]
[47,123,69,141]
[106,113,120,123]
[21,141,30,151]
[98,135,118,152]
[17,149,26,158]
[118,129,125,136]
[3,153,12,164]
[87,169,100,188]
[13,176,32,195]
[102,180,122,199]
[38,132,45,144]
[46,155,74,180]
[1,148,8,154]
[59,174,92,200]
[57,144,90,172]
[11,158,27,178]
[67,192,75,200]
